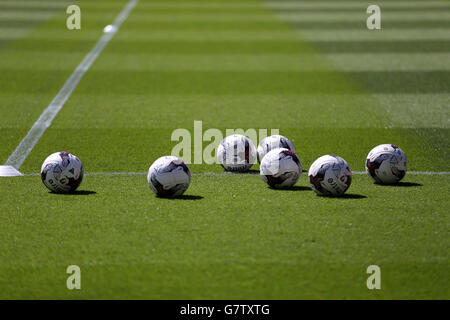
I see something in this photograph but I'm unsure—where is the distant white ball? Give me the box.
[366,144,407,184]
[147,156,191,197]
[40,152,84,193]
[103,24,117,33]
[308,155,352,196]
[260,148,302,189]
[217,134,257,172]
[257,134,295,163]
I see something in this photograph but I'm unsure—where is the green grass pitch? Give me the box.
[0,0,449,299]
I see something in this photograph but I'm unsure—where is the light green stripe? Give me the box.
[0,0,69,7]
[2,92,446,130]
[135,1,262,9]
[128,13,274,21]
[296,29,450,41]
[0,28,29,39]
[6,52,447,72]
[0,11,56,20]
[278,12,450,22]
[0,29,301,41]
[75,29,450,42]
[372,93,450,128]
[328,53,450,71]
[267,1,450,9]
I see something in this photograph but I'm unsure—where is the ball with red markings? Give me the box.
[217,134,257,172]
[257,134,295,163]
[147,156,191,198]
[308,155,352,196]
[366,144,407,184]
[40,152,84,193]
[260,148,302,189]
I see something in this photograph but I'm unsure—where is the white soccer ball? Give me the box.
[40,151,84,193]
[308,155,352,196]
[147,156,191,197]
[257,134,296,163]
[217,134,257,172]
[260,148,302,189]
[366,144,407,184]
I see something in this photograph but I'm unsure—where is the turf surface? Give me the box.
[0,174,449,299]
[0,0,449,299]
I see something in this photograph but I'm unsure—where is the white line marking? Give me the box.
[0,165,23,176]
[353,171,450,175]
[21,171,450,177]
[4,0,139,170]
[86,172,147,176]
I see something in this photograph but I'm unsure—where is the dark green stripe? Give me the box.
[8,39,448,54]
[2,70,442,94]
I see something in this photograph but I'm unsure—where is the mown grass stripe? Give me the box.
[278,12,450,22]
[4,29,448,42]
[301,40,450,53]
[0,11,58,19]
[294,29,450,41]
[282,21,449,30]
[9,39,447,54]
[273,7,450,13]
[6,52,444,72]
[55,70,450,94]
[4,69,447,95]
[268,1,449,9]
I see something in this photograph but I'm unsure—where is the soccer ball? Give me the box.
[366,144,407,184]
[257,134,295,163]
[308,155,352,196]
[40,151,84,193]
[147,156,191,197]
[260,148,302,189]
[217,134,257,172]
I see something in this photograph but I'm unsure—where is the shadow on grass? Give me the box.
[319,193,367,199]
[270,186,311,192]
[338,194,367,199]
[49,190,97,196]
[242,169,259,175]
[378,182,423,187]
[162,195,204,200]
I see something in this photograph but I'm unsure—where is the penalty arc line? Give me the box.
[3,0,139,171]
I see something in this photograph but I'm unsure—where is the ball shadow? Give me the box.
[49,190,97,196]
[319,193,367,199]
[164,195,204,200]
[377,182,423,187]
[338,194,367,199]
[270,185,311,192]
[242,169,259,175]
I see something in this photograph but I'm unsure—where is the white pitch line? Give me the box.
[3,0,139,170]
[21,171,450,177]
[352,171,450,175]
